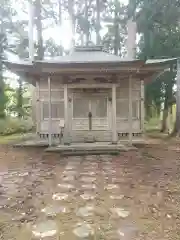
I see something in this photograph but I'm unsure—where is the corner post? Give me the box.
[128,75,133,145]
[140,80,144,134]
[112,83,117,143]
[48,76,52,146]
[64,84,70,144]
[36,79,40,134]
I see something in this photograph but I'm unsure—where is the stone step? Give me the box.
[59,150,120,156]
[45,143,136,155]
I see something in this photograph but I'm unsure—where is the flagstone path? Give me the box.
[0,143,179,239]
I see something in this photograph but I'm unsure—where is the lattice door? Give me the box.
[72,93,108,130]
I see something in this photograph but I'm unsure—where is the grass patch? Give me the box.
[145,117,170,140]
[0,133,34,144]
[146,130,169,139]
[145,117,161,132]
[0,117,34,136]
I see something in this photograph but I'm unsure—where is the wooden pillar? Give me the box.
[175,58,180,133]
[64,84,70,145]
[36,80,40,134]
[128,75,133,145]
[140,80,144,133]
[112,84,117,143]
[48,77,52,146]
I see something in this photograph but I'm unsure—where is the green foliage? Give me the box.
[136,0,180,126]
[102,0,126,55]
[0,117,34,135]
[0,76,8,118]
[145,117,161,132]
[5,82,32,117]
[1,0,180,135]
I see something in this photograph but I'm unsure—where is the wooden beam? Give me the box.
[68,83,120,89]
[128,75,133,145]
[48,76,52,146]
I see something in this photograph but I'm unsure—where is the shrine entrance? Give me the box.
[72,89,110,131]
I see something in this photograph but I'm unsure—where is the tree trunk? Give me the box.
[68,0,75,48]
[161,85,168,132]
[171,59,180,136]
[0,30,7,119]
[0,60,6,119]
[144,86,152,120]
[114,0,119,55]
[17,78,23,118]
[85,0,89,45]
[35,0,44,60]
[80,31,84,45]
[96,0,101,45]
[156,104,161,117]
[128,0,136,20]
[58,0,63,55]
[161,66,174,132]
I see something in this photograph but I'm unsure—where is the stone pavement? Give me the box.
[0,154,138,240]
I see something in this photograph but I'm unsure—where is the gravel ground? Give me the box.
[0,141,180,239]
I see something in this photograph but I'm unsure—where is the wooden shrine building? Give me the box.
[4,46,176,147]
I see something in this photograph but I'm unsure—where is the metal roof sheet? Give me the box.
[145,58,177,64]
[36,50,135,64]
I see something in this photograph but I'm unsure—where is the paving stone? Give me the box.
[103,170,116,175]
[104,184,119,190]
[83,167,97,171]
[76,205,94,217]
[110,195,124,200]
[94,207,107,217]
[111,177,120,183]
[69,156,82,161]
[83,162,98,167]
[118,223,138,238]
[100,156,112,161]
[67,161,80,165]
[65,165,76,170]
[58,183,75,190]
[82,184,96,189]
[18,172,29,177]
[11,212,27,222]
[85,156,97,160]
[110,208,130,218]
[83,165,98,169]
[80,171,96,176]
[103,165,113,169]
[52,193,68,201]
[104,230,120,240]
[73,223,94,238]
[80,177,96,183]
[62,170,77,176]
[62,175,75,182]
[32,220,57,238]
[80,193,96,200]
[41,205,68,216]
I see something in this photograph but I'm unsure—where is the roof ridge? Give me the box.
[74,46,103,52]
